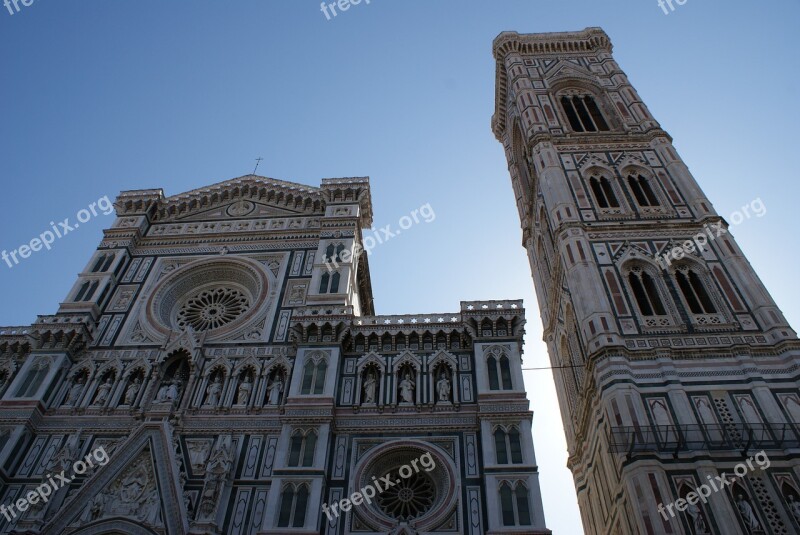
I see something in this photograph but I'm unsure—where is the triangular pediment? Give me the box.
[154,175,325,223]
[176,200,304,222]
[44,421,187,534]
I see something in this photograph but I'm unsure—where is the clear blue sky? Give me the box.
[2,1,799,533]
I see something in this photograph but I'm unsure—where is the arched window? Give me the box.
[500,482,533,526]
[288,430,317,467]
[627,174,659,207]
[319,272,330,294]
[335,243,345,262]
[628,268,667,316]
[487,350,513,391]
[500,356,513,390]
[560,95,610,132]
[494,427,524,465]
[508,427,523,463]
[325,244,335,262]
[494,429,509,464]
[675,267,717,314]
[329,272,340,293]
[488,356,500,390]
[75,281,91,301]
[92,255,108,273]
[277,484,309,528]
[300,357,327,395]
[589,176,620,208]
[16,360,50,398]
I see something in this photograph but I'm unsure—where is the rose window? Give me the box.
[376,470,436,521]
[176,288,250,331]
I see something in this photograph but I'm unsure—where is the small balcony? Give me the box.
[608,423,800,457]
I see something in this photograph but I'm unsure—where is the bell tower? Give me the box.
[492,28,800,535]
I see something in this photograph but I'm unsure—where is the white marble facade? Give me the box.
[0,176,550,534]
[493,27,800,535]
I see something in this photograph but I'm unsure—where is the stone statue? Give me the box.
[736,494,762,530]
[204,375,222,406]
[363,372,377,404]
[65,376,85,406]
[686,502,708,534]
[236,375,252,406]
[267,374,284,405]
[92,376,113,406]
[399,372,415,404]
[123,376,141,405]
[788,494,800,524]
[437,371,451,403]
[165,379,181,402]
[156,381,170,402]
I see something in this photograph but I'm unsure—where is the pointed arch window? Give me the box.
[277,483,309,528]
[589,176,620,209]
[319,271,341,294]
[91,254,114,273]
[500,482,532,526]
[487,351,513,390]
[300,357,327,395]
[75,280,99,302]
[288,430,317,467]
[675,267,717,314]
[16,360,50,398]
[560,95,610,133]
[628,268,667,316]
[627,174,659,207]
[494,427,524,465]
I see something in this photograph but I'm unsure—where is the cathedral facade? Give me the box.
[492,27,800,535]
[0,176,550,534]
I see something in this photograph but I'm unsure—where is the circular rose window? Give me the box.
[143,257,270,339]
[377,469,436,521]
[176,287,250,331]
[353,442,456,532]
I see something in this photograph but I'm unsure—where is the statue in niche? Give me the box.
[399,372,415,404]
[92,376,113,406]
[123,376,141,406]
[64,376,85,406]
[685,502,709,534]
[736,494,762,531]
[363,371,377,404]
[165,379,181,402]
[267,373,284,405]
[437,370,451,403]
[236,374,252,406]
[788,494,800,524]
[156,381,170,402]
[204,375,223,406]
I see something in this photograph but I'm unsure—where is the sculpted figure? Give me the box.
[399,372,415,404]
[65,376,85,406]
[363,372,377,404]
[205,375,222,406]
[267,374,284,405]
[437,371,451,403]
[123,376,141,405]
[92,376,113,406]
[788,495,800,524]
[237,375,252,405]
[736,494,762,530]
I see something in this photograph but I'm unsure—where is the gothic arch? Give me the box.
[202,356,232,378]
[232,356,262,377]
[69,519,161,535]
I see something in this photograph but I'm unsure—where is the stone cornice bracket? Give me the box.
[114,188,164,218]
[28,315,95,357]
[491,27,612,140]
[321,176,373,228]
[0,327,32,359]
